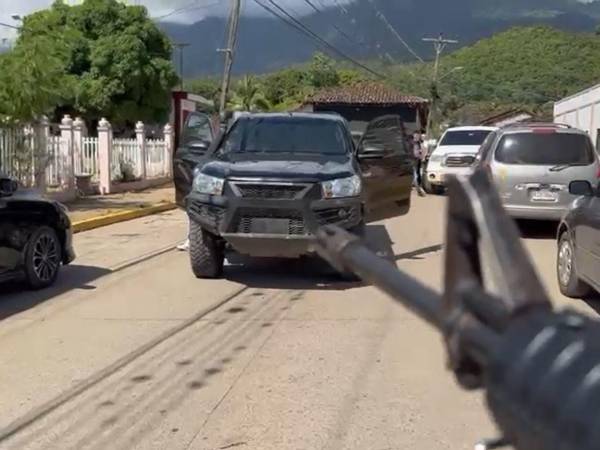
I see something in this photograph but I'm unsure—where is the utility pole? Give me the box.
[173,42,190,91]
[218,0,242,122]
[422,34,458,141]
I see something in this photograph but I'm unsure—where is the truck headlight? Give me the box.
[322,175,362,199]
[193,173,225,195]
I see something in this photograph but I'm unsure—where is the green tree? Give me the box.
[0,35,71,123]
[230,75,271,112]
[307,52,340,89]
[13,0,178,126]
[262,68,307,106]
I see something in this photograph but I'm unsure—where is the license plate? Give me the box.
[250,218,289,234]
[531,189,558,202]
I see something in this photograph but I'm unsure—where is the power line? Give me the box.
[153,0,221,21]
[365,0,424,63]
[297,0,366,47]
[253,0,386,79]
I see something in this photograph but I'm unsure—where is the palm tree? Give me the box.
[230,75,271,112]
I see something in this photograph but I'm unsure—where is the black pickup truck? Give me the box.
[173,112,413,278]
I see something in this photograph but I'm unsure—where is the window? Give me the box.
[219,117,351,156]
[182,113,213,144]
[478,132,497,163]
[440,130,493,146]
[495,132,595,165]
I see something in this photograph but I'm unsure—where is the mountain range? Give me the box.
[159,0,600,77]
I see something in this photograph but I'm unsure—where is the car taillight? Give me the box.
[596,166,600,178]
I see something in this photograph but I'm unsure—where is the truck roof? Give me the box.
[235,112,347,123]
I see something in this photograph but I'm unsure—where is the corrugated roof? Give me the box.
[309,82,428,106]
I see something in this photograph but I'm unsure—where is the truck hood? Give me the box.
[432,145,482,156]
[201,152,356,182]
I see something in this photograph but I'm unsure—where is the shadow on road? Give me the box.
[517,220,559,240]
[223,225,396,291]
[0,265,110,321]
[395,244,443,261]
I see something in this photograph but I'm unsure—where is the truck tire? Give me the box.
[24,226,62,290]
[189,221,224,279]
[557,232,592,298]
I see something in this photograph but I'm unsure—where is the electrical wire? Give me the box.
[365,0,424,63]
[253,0,386,79]
[153,0,221,21]
[297,0,365,47]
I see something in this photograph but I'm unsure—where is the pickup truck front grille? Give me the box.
[232,208,306,235]
[445,155,476,168]
[231,183,308,200]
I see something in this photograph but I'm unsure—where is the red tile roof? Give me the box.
[309,82,428,106]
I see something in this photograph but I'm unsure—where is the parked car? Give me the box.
[173,113,414,278]
[557,180,600,298]
[424,126,497,194]
[0,174,75,289]
[475,123,600,221]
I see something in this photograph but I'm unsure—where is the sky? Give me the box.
[0,0,325,42]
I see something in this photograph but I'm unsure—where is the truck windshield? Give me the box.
[495,132,595,165]
[440,130,492,146]
[220,117,350,155]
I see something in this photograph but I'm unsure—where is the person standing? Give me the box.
[412,129,426,197]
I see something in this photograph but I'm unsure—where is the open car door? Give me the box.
[357,115,414,222]
[173,112,215,207]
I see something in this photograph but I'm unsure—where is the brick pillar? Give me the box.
[98,118,113,195]
[163,123,174,177]
[59,115,75,191]
[135,121,147,179]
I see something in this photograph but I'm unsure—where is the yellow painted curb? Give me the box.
[72,202,178,233]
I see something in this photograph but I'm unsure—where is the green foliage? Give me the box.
[0,35,72,123]
[262,68,308,107]
[307,53,340,89]
[8,0,178,126]
[230,76,271,112]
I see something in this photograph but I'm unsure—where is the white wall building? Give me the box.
[554,83,600,147]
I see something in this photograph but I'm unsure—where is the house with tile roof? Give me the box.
[300,82,429,138]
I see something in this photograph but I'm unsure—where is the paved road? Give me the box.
[0,195,596,450]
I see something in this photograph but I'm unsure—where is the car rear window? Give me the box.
[220,117,351,155]
[439,130,492,146]
[494,132,595,165]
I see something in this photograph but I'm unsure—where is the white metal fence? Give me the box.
[0,117,173,195]
[146,139,167,178]
[112,138,140,181]
[77,137,100,180]
[46,136,62,187]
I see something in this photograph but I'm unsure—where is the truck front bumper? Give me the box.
[186,192,363,258]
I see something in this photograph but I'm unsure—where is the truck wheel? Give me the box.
[557,232,592,298]
[24,226,62,290]
[189,221,224,279]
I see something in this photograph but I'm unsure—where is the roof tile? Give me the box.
[309,82,428,106]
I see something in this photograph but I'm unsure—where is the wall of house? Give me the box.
[554,84,600,146]
[311,104,422,134]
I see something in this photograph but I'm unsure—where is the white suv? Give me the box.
[425,126,497,194]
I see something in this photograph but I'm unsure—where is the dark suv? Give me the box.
[174,113,413,278]
[0,174,75,288]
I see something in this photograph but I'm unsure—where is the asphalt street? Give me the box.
[0,194,595,450]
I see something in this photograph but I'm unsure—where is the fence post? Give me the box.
[59,115,75,191]
[33,116,49,191]
[163,123,174,178]
[73,117,86,176]
[98,118,113,195]
[135,121,147,179]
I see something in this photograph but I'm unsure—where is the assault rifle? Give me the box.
[315,170,600,450]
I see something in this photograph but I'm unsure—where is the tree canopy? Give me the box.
[1,0,178,126]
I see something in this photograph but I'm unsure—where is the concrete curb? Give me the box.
[71,202,178,234]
